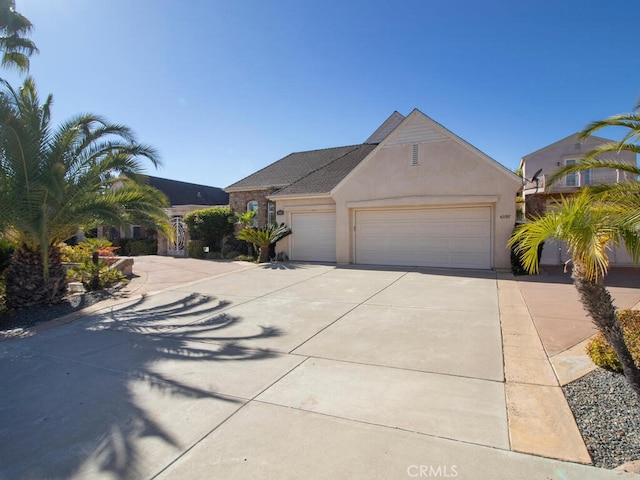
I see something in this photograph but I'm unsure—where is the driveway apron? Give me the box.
[0,260,627,479]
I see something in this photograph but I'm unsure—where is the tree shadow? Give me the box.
[260,262,306,271]
[518,265,640,288]
[1,291,284,479]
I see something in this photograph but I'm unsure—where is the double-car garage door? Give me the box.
[290,206,492,269]
[355,207,492,269]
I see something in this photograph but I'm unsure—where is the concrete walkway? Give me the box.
[0,257,637,479]
[515,266,640,385]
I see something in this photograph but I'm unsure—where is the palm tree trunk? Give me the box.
[572,260,640,399]
[258,244,270,263]
[6,244,67,309]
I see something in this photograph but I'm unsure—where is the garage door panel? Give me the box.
[355,207,491,269]
[291,212,336,262]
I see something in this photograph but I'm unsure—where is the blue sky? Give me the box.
[11,0,640,188]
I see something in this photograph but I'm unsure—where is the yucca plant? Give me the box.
[236,223,292,263]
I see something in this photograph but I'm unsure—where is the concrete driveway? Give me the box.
[0,258,630,479]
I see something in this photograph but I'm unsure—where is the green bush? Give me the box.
[113,238,157,256]
[184,206,234,253]
[510,225,544,275]
[187,240,205,259]
[67,260,126,291]
[586,310,640,372]
[0,238,15,273]
[61,239,126,291]
[234,254,256,262]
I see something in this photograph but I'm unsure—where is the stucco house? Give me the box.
[520,132,637,218]
[519,133,637,266]
[226,110,520,270]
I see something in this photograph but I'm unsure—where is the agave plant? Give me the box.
[236,223,292,263]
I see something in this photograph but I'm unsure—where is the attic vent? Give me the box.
[411,144,419,165]
[575,143,581,150]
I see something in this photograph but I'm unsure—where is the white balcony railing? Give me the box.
[522,169,637,196]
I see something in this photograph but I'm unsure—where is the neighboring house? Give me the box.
[99,176,229,257]
[519,133,637,265]
[520,132,637,217]
[226,109,521,270]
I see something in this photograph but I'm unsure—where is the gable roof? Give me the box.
[522,132,617,160]
[226,145,361,192]
[333,109,521,193]
[226,112,405,193]
[270,144,377,197]
[365,111,405,144]
[146,176,229,206]
[226,108,520,197]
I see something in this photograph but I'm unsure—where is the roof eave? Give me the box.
[268,192,332,200]
[225,184,289,193]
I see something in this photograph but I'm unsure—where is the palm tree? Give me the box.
[514,104,640,398]
[510,190,640,398]
[0,0,37,72]
[0,77,170,308]
[236,223,292,263]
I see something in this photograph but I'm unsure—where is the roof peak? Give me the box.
[365,111,406,144]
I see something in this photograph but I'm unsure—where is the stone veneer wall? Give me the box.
[229,189,272,228]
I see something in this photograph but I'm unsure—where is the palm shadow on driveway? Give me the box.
[0,292,284,480]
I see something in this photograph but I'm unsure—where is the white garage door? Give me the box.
[290,212,336,262]
[355,207,492,269]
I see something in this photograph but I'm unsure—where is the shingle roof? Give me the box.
[225,111,404,195]
[272,144,377,196]
[146,176,229,206]
[225,145,362,191]
[365,111,405,144]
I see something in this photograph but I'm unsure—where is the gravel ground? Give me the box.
[563,368,640,469]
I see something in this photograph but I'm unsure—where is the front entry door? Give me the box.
[167,216,187,256]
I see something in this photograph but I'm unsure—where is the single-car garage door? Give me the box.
[290,212,336,262]
[355,207,492,269]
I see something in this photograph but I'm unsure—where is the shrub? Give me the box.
[112,238,157,256]
[187,240,205,259]
[184,206,234,253]
[60,239,126,291]
[510,225,544,275]
[586,310,640,372]
[67,261,126,291]
[234,254,256,262]
[0,238,15,273]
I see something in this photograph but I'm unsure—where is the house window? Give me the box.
[583,169,591,185]
[247,200,258,227]
[564,159,578,187]
[267,202,276,226]
[132,225,141,239]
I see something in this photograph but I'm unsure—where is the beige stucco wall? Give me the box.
[522,134,637,192]
[269,197,336,253]
[331,138,520,269]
